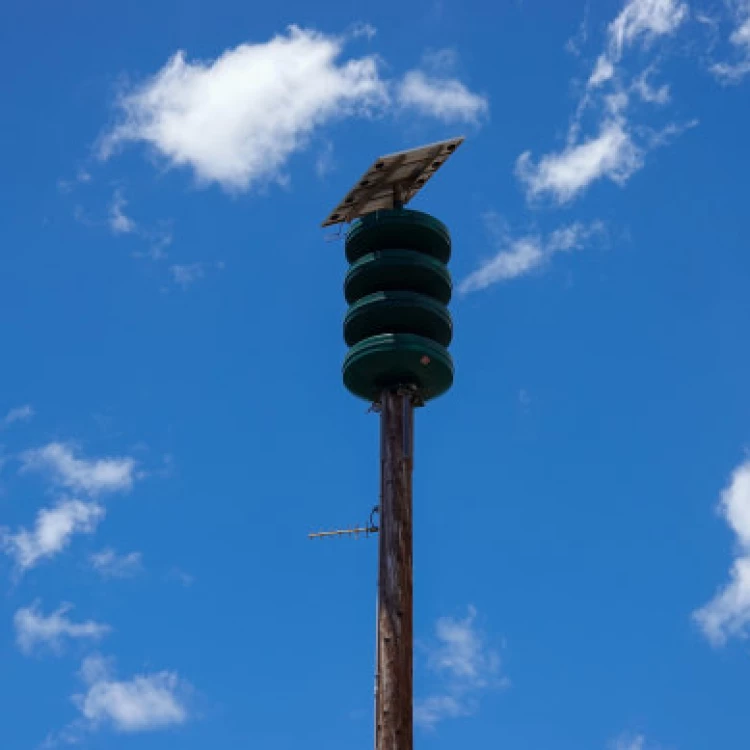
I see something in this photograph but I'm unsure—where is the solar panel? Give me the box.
[321,136,465,227]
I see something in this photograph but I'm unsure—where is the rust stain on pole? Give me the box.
[376,390,414,750]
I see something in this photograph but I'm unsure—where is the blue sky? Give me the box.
[1,0,750,748]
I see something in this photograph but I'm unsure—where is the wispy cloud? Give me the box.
[315,140,335,179]
[610,733,665,750]
[2,404,34,428]
[2,499,105,571]
[166,567,194,587]
[99,27,486,191]
[632,66,671,103]
[108,189,137,234]
[395,47,488,124]
[57,169,92,194]
[2,444,137,571]
[565,4,590,56]
[349,21,377,40]
[72,186,172,261]
[72,655,190,734]
[612,735,644,750]
[169,263,205,289]
[131,228,173,261]
[517,119,643,203]
[397,70,488,123]
[415,694,471,727]
[519,388,532,408]
[421,47,459,73]
[517,0,691,204]
[14,601,110,655]
[459,214,604,293]
[607,0,688,62]
[589,0,687,97]
[711,3,750,83]
[168,261,224,290]
[415,606,506,730]
[20,442,136,496]
[589,54,616,87]
[693,457,750,645]
[90,548,143,579]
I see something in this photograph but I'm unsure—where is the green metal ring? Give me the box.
[344,291,453,348]
[345,209,451,264]
[344,250,452,305]
[342,333,454,403]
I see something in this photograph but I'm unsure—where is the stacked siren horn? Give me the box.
[342,208,454,403]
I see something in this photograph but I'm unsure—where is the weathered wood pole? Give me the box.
[375,389,414,750]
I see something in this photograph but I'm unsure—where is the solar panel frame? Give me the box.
[321,136,465,227]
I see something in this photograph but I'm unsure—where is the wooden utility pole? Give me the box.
[375,390,414,750]
[321,137,463,750]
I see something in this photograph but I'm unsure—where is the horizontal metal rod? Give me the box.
[308,526,378,539]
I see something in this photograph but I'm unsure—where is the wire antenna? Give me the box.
[308,506,379,540]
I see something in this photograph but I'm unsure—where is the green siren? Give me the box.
[323,137,464,404]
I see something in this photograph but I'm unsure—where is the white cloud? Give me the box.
[517,118,642,203]
[100,27,389,192]
[645,117,699,147]
[132,228,173,261]
[349,21,377,40]
[90,548,143,579]
[737,16,750,47]
[57,169,93,194]
[520,0,691,205]
[99,28,487,190]
[719,458,750,545]
[168,261,225,289]
[459,217,604,293]
[608,0,688,61]
[166,567,195,587]
[108,189,137,234]
[421,47,459,74]
[397,70,488,123]
[711,8,750,83]
[632,66,671,103]
[14,601,110,655]
[695,557,750,645]
[414,694,470,728]
[605,91,630,116]
[589,54,616,87]
[2,499,105,570]
[612,735,646,750]
[586,0,687,93]
[74,655,190,733]
[169,263,205,289]
[428,606,497,682]
[2,404,34,427]
[461,237,544,290]
[610,733,665,750]
[315,140,335,179]
[693,458,750,644]
[415,606,506,730]
[565,6,590,56]
[20,442,136,496]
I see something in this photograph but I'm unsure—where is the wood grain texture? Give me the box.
[376,391,414,750]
